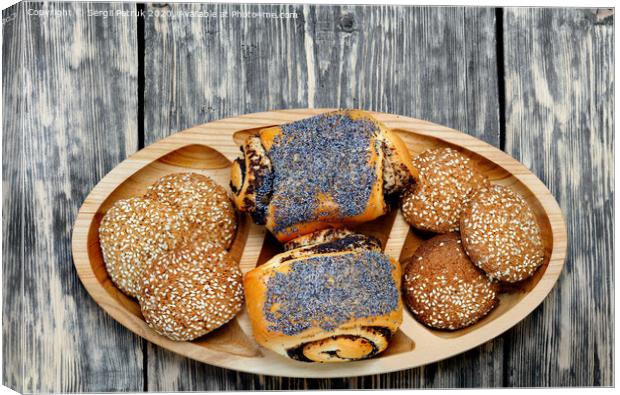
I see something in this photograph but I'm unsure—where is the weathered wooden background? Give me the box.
[2,2,614,392]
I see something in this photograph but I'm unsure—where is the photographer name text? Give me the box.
[22,8,298,20]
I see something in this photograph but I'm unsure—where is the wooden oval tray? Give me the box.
[71,109,567,378]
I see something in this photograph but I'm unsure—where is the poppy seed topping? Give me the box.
[263,251,399,336]
[267,112,380,234]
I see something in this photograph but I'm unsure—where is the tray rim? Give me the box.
[71,108,568,378]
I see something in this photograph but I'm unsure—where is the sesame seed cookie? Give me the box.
[145,173,237,249]
[98,197,191,297]
[460,185,545,283]
[401,148,489,233]
[403,233,499,330]
[138,243,244,341]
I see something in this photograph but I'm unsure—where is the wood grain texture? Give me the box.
[143,3,502,390]
[502,7,614,386]
[2,3,26,393]
[1,2,143,392]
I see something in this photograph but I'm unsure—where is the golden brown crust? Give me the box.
[401,148,489,234]
[244,250,402,362]
[98,197,190,298]
[460,185,545,282]
[258,126,281,151]
[145,173,237,249]
[138,243,244,341]
[403,233,499,330]
[385,128,418,180]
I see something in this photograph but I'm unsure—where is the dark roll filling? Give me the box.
[229,157,245,195]
[286,326,393,362]
[283,228,355,251]
[308,234,382,254]
[379,140,415,198]
[279,234,382,264]
[232,136,273,225]
[247,170,273,225]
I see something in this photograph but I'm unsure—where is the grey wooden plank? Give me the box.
[2,3,26,393]
[502,7,614,386]
[2,2,143,392]
[144,3,501,390]
[143,2,310,144]
[464,8,502,145]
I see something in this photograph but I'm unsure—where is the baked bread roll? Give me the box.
[230,110,416,242]
[244,230,402,362]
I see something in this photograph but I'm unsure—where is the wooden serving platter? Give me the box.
[71,109,567,378]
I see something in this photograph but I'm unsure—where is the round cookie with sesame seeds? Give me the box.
[403,233,499,330]
[401,148,489,234]
[98,197,191,298]
[138,242,244,341]
[459,184,545,283]
[145,173,237,249]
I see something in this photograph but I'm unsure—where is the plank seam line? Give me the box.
[462,8,469,136]
[18,2,27,392]
[136,2,148,391]
[495,7,507,152]
[495,8,509,386]
[137,3,146,152]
